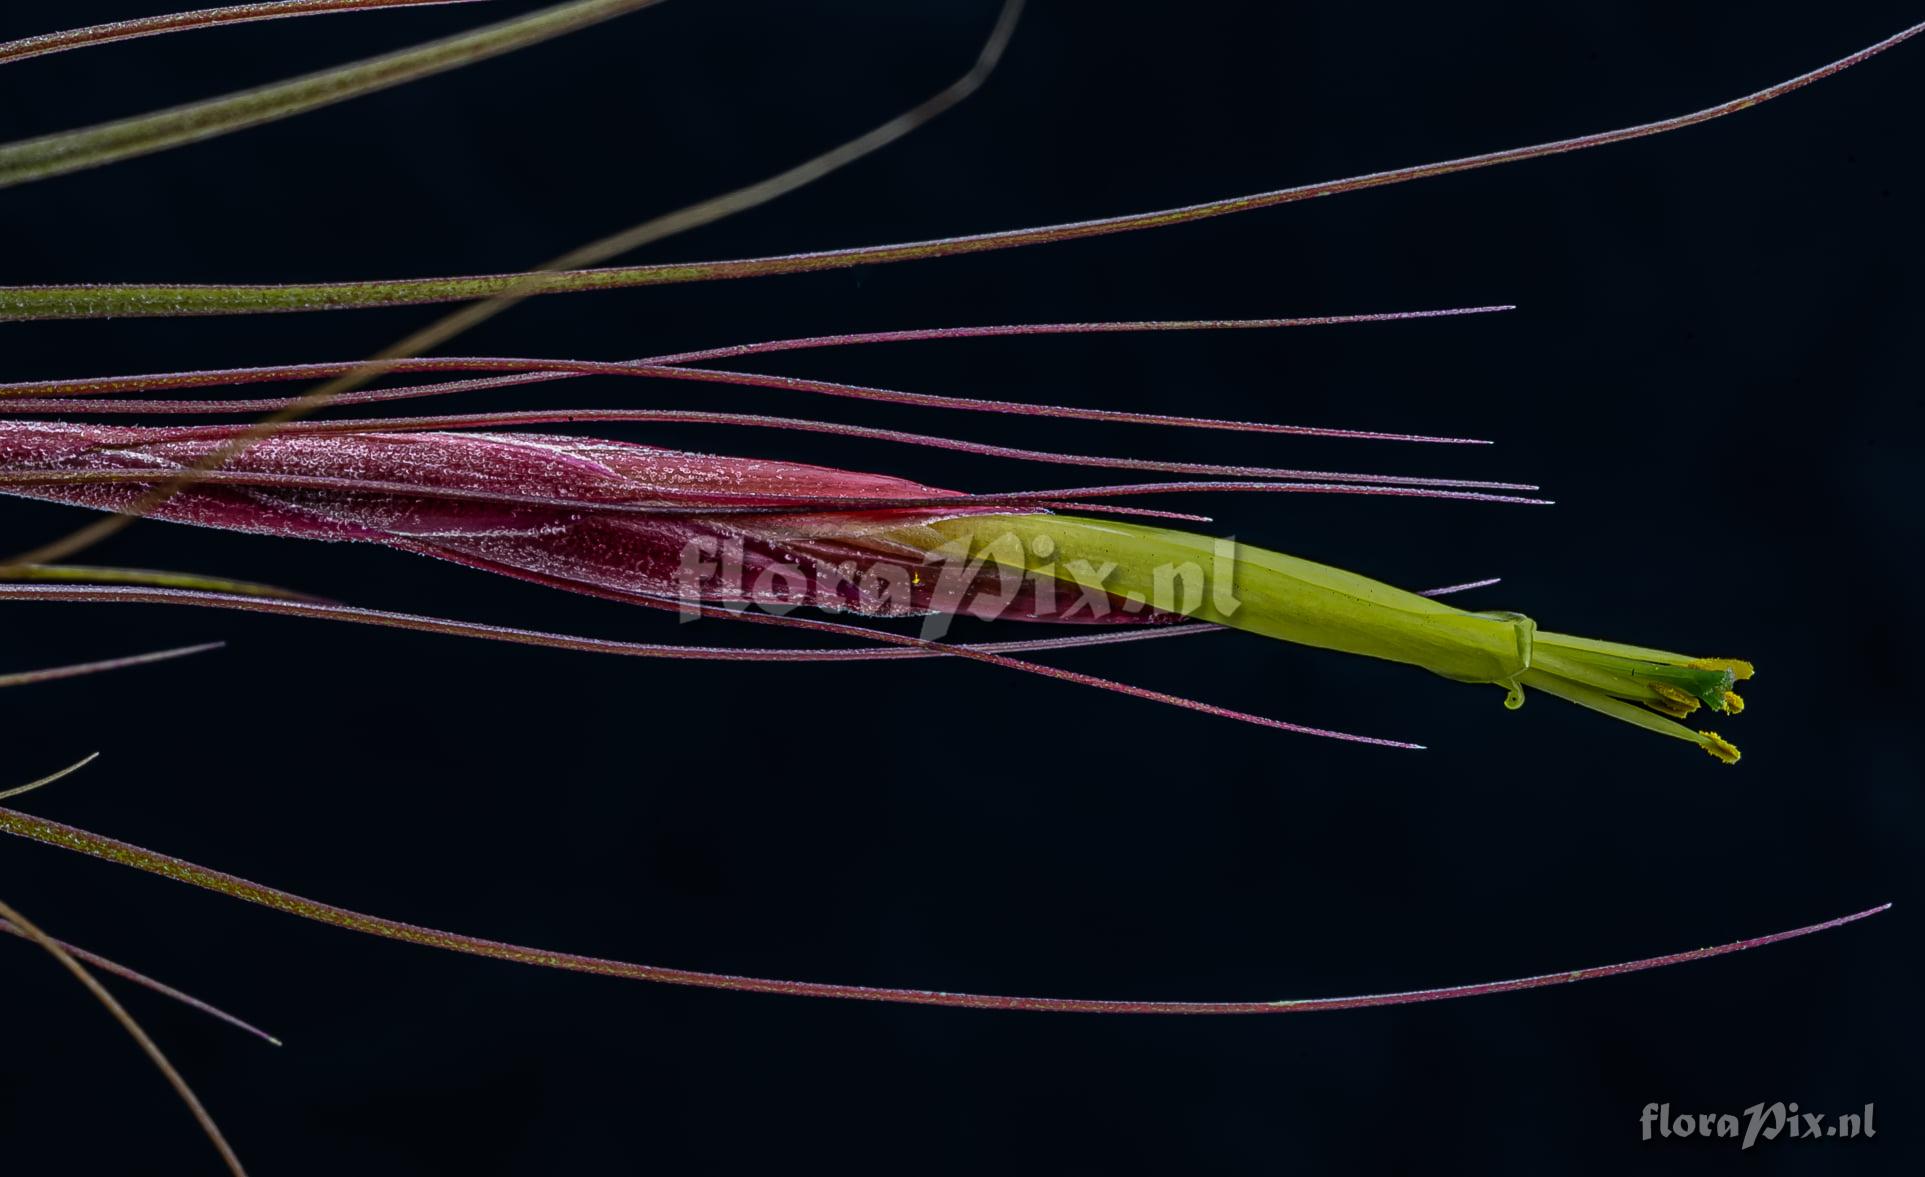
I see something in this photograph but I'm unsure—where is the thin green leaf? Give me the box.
[0,808,1891,1014]
[0,1,1026,571]
[1,18,1917,317]
[0,753,100,801]
[0,0,662,189]
[0,1,485,68]
[0,897,247,1176]
[0,563,317,600]
[0,644,223,691]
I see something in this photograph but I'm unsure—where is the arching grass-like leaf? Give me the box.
[0,0,663,189]
[3,20,1916,318]
[0,0,485,68]
[0,808,1891,1015]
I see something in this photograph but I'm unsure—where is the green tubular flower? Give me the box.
[905,514,1752,763]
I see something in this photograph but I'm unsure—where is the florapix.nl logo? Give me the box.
[1640,1102,1875,1149]
[672,530,1244,637]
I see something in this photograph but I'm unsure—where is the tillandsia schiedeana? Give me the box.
[0,4,1914,1173]
[0,410,1750,759]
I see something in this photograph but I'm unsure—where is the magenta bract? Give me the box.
[0,420,1134,623]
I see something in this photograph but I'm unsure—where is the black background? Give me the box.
[1,2,1920,1172]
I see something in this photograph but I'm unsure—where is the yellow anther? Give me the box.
[1646,684,1701,718]
[1720,690,1745,715]
[1689,657,1756,681]
[1698,731,1741,765]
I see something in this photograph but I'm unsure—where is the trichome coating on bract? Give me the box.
[0,419,1751,761]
